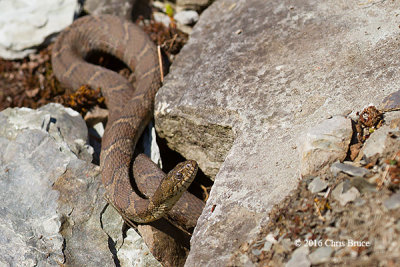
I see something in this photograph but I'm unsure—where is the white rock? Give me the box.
[332,182,361,206]
[118,229,162,267]
[308,177,328,193]
[0,0,79,59]
[153,12,171,27]
[174,10,199,25]
[285,246,310,267]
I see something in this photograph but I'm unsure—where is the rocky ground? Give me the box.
[2,0,400,266]
[231,105,400,266]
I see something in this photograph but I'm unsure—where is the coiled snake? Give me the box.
[52,15,203,226]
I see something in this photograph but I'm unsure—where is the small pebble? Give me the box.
[251,248,261,256]
[308,247,333,265]
[332,182,360,206]
[174,10,199,25]
[307,177,328,193]
[263,241,273,251]
[153,12,171,27]
[281,238,292,251]
[383,192,400,210]
[350,177,377,193]
[353,198,366,207]
[331,161,370,177]
[266,233,277,244]
[285,246,310,267]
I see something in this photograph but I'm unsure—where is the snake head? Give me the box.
[167,160,198,193]
[152,160,198,210]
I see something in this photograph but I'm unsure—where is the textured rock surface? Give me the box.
[83,0,136,19]
[299,116,353,176]
[0,104,160,266]
[359,124,397,159]
[0,0,78,59]
[154,0,400,265]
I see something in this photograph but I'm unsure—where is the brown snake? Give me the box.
[52,15,204,227]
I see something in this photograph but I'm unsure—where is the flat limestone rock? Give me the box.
[154,0,400,265]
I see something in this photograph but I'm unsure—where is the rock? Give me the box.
[285,246,310,267]
[332,182,361,206]
[358,123,400,161]
[330,162,370,177]
[299,116,353,176]
[0,104,160,266]
[349,177,377,194]
[358,125,399,160]
[84,106,109,127]
[83,0,135,19]
[281,238,293,252]
[153,0,400,265]
[263,241,273,252]
[383,192,400,210]
[0,104,101,265]
[176,0,210,11]
[0,0,79,59]
[308,247,333,265]
[118,229,163,267]
[307,177,328,193]
[174,10,199,25]
[153,11,172,27]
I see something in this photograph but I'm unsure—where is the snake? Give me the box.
[51,15,204,226]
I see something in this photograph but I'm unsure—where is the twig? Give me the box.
[169,34,178,51]
[157,45,164,83]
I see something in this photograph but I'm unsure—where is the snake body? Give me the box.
[52,15,202,224]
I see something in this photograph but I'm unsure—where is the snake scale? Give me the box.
[52,15,204,227]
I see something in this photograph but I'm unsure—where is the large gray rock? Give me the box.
[154,0,400,265]
[0,104,160,266]
[0,0,79,59]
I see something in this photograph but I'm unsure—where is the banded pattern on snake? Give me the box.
[51,15,203,226]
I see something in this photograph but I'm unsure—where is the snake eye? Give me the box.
[176,172,183,180]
